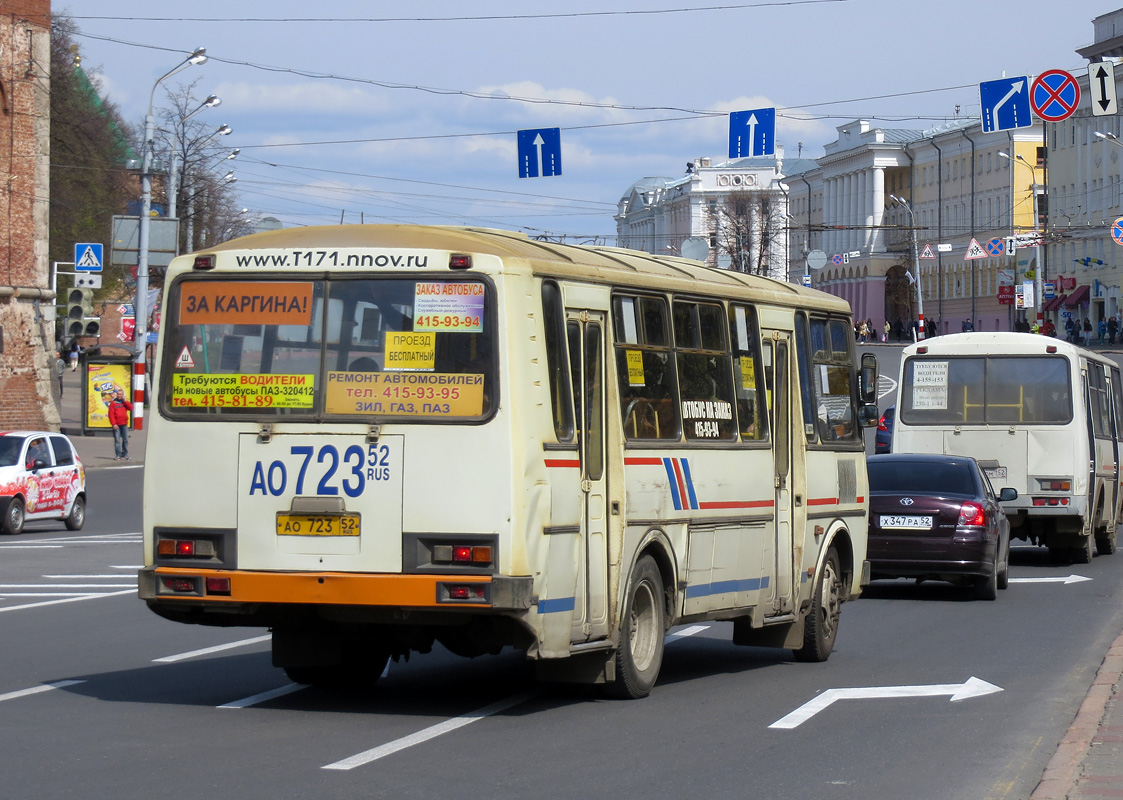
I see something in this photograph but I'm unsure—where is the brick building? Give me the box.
[0,1,53,430]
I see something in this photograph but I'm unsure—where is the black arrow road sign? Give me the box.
[1091,62,1118,117]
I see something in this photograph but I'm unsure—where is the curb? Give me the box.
[1029,632,1123,799]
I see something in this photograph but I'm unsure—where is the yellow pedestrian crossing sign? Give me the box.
[964,238,987,260]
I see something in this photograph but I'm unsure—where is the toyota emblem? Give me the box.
[900,497,915,506]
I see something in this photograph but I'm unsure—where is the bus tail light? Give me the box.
[157,538,217,558]
[161,576,198,593]
[193,255,216,270]
[432,544,493,565]
[449,254,472,269]
[1033,497,1071,506]
[438,582,489,603]
[958,502,986,527]
[1039,479,1071,491]
[205,577,231,595]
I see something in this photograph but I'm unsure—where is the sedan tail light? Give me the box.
[958,502,986,527]
[877,415,889,432]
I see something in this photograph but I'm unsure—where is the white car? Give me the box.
[0,431,86,534]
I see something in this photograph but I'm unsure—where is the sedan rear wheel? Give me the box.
[64,496,85,531]
[974,556,998,601]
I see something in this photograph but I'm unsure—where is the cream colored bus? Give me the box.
[138,225,878,698]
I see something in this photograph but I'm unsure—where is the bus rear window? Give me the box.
[162,277,495,420]
[900,355,1071,425]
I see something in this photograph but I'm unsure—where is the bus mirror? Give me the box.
[859,353,878,405]
[858,404,880,428]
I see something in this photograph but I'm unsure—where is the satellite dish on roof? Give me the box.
[680,237,709,262]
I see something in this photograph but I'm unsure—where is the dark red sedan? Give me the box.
[866,453,1017,600]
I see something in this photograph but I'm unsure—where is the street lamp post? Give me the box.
[998,150,1041,330]
[890,194,925,340]
[166,95,222,224]
[136,46,207,430]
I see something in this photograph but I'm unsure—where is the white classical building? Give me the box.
[614,149,816,281]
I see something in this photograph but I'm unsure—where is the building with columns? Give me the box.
[614,150,816,280]
[786,117,1043,335]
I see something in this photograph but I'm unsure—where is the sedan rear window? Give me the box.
[868,460,976,496]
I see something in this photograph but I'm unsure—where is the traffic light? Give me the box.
[66,288,98,338]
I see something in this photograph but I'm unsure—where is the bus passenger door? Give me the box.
[567,312,609,641]
[762,332,796,615]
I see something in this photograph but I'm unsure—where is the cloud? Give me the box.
[214,80,392,115]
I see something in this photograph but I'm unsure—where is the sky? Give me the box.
[57,0,1110,244]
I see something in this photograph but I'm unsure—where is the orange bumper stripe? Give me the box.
[151,568,490,608]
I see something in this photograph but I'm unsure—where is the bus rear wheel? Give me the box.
[794,547,842,663]
[605,554,665,699]
[1095,528,1117,556]
[283,657,388,688]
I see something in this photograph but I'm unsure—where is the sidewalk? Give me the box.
[1031,630,1123,799]
[55,366,146,468]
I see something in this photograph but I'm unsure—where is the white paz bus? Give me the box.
[139,225,879,698]
[893,332,1121,563]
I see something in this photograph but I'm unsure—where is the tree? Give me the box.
[49,16,136,301]
[713,189,786,278]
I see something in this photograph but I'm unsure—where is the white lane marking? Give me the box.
[154,634,272,663]
[43,575,133,579]
[110,565,144,569]
[14,533,140,543]
[0,592,125,597]
[0,588,134,613]
[669,625,709,638]
[0,680,85,703]
[1008,574,1092,585]
[0,584,136,589]
[323,692,537,770]
[0,545,64,549]
[770,677,1003,729]
[219,683,304,709]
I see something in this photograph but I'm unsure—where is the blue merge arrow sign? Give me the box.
[517,128,562,178]
[729,107,775,159]
[980,77,1032,133]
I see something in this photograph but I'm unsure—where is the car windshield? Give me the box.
[0,437,23,467]
[868,459,976,496]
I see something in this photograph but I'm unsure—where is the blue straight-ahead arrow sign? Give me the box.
[980,77,1032,132]
[517,128,562,178]
[729,107,776,158]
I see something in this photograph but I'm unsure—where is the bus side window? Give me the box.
[793,312,818,442]
[542,281,575,443]
[615,294,680,441]
[675,300,736,441]
[730,303,767,441]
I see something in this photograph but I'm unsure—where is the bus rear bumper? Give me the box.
[139,567,534,611]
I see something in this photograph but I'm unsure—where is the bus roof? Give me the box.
[901,331,1116,364]
[190,224,851,314]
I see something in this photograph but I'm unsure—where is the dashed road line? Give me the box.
[0,588,134,613]
[154,634,272,663]
[219,683,304,709]
[323,691,537,770]
[0,680,85,703]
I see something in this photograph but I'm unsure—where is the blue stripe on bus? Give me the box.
[662,458,683,510]
[680,458,699,509]
[684,576,771,598]
[537,597,576,614]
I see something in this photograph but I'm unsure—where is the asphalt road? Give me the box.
[3,446,1123,800]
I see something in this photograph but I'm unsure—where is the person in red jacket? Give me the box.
[107,388,133,461]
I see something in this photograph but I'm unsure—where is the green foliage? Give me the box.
[49,16,136,303]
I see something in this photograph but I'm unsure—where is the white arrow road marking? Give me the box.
[769,676,1003,729]
[1008,574,1091,585]
[323,691,537,770]
[0,680,84,703]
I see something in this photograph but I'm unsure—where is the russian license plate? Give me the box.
[985,466,1008,481]
[879,515,933,529]
[276,513,361,536]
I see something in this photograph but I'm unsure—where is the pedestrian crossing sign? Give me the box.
[74,242,103,272]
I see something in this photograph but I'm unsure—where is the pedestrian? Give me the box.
[1042,319,1056,337]
[1099,318,1108,345]
[55,351,65,396]
[884,320,891,343]
[1084,317,1094,346]
[857,320,868,343]
[67,340,80,372]
[1065,316,1076,342]
[1109,315,1118,345]
[106,388,134,461]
